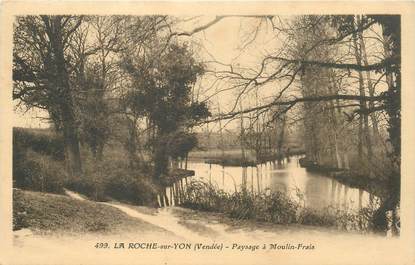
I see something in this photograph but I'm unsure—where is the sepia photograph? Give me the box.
[1,2,414,264]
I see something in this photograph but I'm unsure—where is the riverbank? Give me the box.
[13,188,368,240]
[298,157,389,199]
[189,148,305,167]
[329,171,391,200]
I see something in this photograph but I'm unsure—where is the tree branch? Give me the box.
[202,94,387,124]
[270,56,399,72]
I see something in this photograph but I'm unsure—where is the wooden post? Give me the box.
[157,194,162,208]
[166,188,170,206]
[171,183,177,206]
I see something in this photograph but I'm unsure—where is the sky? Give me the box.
[14,108,49,128]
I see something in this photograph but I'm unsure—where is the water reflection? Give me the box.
[187,156,375,212]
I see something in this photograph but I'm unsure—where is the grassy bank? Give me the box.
[13,189,163,235]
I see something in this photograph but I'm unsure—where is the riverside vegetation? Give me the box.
[182,180,378,233]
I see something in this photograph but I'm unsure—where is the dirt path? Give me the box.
[100,203,206,242]
[63,188,86,201]
[64,189,207,241]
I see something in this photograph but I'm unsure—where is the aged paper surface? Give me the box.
[1,1,415,265]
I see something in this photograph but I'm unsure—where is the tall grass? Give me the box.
[182,180,377,232]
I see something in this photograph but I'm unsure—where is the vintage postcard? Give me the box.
[1,1,415,265]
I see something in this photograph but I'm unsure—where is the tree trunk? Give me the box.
[62,117,83,177]
[327,73,342,169]
[49,16,82,177]
[359,26,381,143]
[218,104,225,162]
[153,131,169,181]
[352,16,372,166]
[239,101,246,163]
[276,113,286,164]
[126,117,139,168]
[370,16,401,236]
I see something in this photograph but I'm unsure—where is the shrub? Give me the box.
[13,127,65,160]
[297,207,337,227]
[66,159,108,202]
[67,157,159,205]
[182,181,229,211]
[105,173,158,206]
[13,150,68,194]
[13,127,67,194]
[183,181,299,224]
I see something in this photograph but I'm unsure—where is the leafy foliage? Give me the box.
[67,157,159,205]
[122,42,210,178]
[164,131,198,160]
[77,65,111,158]
[13,128,67,194]
[13,127,65,160]
[122,43,209,133]
[13,149,68,194]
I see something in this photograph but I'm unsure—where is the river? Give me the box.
[183,156,377,213]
